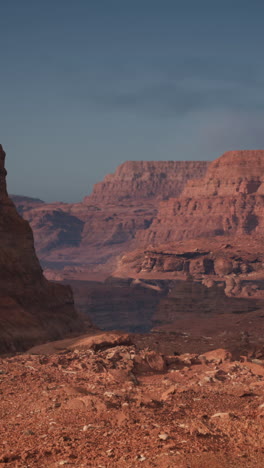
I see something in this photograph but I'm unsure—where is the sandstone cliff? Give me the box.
[84,160,209,204]
[136,151,264,246]
[111,154,262,289]
[114,151,264,316]
[0,145,86,353]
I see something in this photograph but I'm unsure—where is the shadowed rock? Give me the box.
[0,145,88,353]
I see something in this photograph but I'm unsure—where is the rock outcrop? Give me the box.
[116,151,264,283]
[115,151,264,338]
[0,145,85,353]
[136,151,264,246]
[116,236,264,288]
[84,160,209,204]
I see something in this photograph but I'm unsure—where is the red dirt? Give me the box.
[1,333,264,467]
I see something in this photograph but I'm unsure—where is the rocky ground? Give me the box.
[1,332,264,467]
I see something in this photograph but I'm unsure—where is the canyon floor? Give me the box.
[1,332,264,468]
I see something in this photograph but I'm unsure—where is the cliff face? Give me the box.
[103,150,264,344]
[114,151,264,312]
[0,145,85,353]
[135,151,264,246]
[84,160,209,204]
[13,160,209,273]
[11,150,264,338]
[183,150,264,198]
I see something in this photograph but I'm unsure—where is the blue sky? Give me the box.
[1,1,264,201]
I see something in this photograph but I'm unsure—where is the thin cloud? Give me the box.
[91,76,264,118]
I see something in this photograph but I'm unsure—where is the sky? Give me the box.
[1,1,264,202]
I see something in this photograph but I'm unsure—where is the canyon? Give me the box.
[11,150,264,338]
[3,148,264,466]
[111,151,264,338]
[11,160,209,276]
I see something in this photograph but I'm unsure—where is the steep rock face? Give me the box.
[0,145,85,353]
[183,150,264,197]
[136,151,264,246]
[13,160,208,272]
[115,152,264,316]
[84,160,209,204]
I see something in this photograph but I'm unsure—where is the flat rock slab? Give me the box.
[26,331,132,355]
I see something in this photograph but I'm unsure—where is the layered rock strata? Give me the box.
[116,236,264,292]
[116,151,264,281]
[13,160,208,272]
[11,150,264,338]
[113,151,264,333]
[84,160,209,203]
[136,151,264,246]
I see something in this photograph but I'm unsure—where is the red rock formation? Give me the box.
[84,160,209,204]
[136,151,264,246]
[12,160,209,272]
[13,151,264,334]
[0,145,86,353]
[16,152,264,277]
[183,150,264,197]
[116,236,264,282]
[114,152,264,320]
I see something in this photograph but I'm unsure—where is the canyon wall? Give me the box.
[11,150,264,338]
[84,160,209,203]
[15,151,264,277]
[136,151,264,246]
[12,160,209,272]
[115,151,264,305]
[0,145,87,353]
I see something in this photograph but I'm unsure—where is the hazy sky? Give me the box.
[1,1,264,202]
